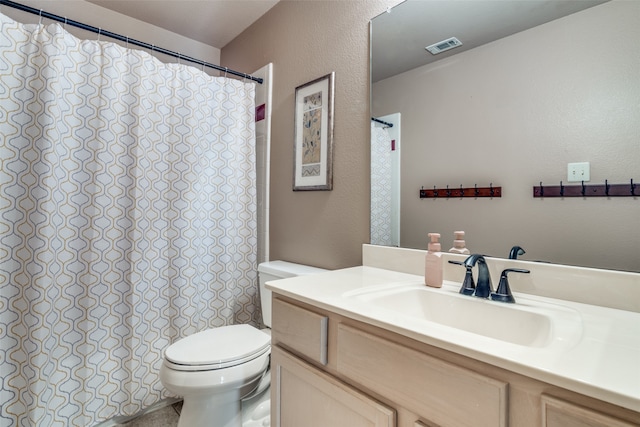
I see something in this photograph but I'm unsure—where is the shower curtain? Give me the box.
[0,13,257,427]
[370,122,393,246]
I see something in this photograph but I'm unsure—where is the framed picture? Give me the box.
[293,72,335,191]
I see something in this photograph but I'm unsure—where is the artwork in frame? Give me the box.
[293,72,335,191]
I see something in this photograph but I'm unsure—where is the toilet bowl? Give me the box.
[160,261,327,427]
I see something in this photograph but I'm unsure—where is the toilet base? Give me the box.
[179,393,242,427]
[168,362,269,427]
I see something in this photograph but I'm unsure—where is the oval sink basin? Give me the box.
[351,284,582,348]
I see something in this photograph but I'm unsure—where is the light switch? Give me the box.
[567,162,590,182]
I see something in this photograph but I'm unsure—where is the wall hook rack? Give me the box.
[420,184,502,199]
[533,179,637,198]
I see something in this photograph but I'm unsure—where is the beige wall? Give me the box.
[373,1,639,272]
[222,1,399,270]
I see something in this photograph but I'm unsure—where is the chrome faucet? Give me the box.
[463,254,492,298]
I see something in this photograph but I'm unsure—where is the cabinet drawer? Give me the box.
[337,324,508,427]
[541,395,637,427]
[272,298,328,365]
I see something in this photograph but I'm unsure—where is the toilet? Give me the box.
[160,261,327,427]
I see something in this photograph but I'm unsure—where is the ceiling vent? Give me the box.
[425,37,462,55]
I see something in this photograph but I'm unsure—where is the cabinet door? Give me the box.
[272,346,395,427]
[541,395,638,427]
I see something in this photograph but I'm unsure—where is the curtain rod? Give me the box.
[0,0,263,84]
[371,117,393,128]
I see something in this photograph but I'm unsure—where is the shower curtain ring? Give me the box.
[39,9,43,25]
[125,36,129,49]
[98,28,102,41]
[224,67,228,78]
[64,17,67,30]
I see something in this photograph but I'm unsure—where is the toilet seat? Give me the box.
[164,324,271,372]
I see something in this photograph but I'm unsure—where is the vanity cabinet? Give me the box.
[270,296,640,427]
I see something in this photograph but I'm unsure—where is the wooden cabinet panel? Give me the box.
[272,345,395,427]
[272,297,328,365]
[541,395,638,427]
[336,324,508,427]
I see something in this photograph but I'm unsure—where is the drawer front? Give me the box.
[541,395,638,427]
[272,298,328,365]
[337,324,508,427]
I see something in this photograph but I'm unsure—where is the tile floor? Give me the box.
[117,402,181,427]
[112,384,270,427]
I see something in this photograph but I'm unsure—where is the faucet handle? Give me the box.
[448,260,476,295]
[491,268,530,303]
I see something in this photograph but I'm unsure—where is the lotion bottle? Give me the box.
[425,233,443,288]
[449,231,470,255]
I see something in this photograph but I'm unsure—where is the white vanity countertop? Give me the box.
[266,266,640,413]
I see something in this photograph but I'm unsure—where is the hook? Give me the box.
[632,179,636,196]
[474,184,479,197]
[433,186,438,198]
[581,180,586,196]
[605,179,610,196]
[460,184,464,197]
[539,181,544,197]
[446,185,451,198]
[560,181,564,196]
[490,183,494,197]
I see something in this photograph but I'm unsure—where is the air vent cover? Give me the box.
[425,37,462,55]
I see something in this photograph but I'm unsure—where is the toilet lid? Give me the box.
[164,324,271,370]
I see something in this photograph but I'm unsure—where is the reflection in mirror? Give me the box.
[371,113,400,247]
[371,0,639,272]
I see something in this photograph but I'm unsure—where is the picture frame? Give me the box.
[293,72,335,191]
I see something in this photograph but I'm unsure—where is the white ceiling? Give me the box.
[87,0,280,48]
[372,0,608,82]
[83,0,607,79]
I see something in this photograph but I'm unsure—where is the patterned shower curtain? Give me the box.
[370,122,393,246]
[0,13,257,426]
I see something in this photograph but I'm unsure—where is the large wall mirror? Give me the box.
[371,0,639,272]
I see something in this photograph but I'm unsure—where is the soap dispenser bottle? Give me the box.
[425,233,443,288]
[449,231,470,255]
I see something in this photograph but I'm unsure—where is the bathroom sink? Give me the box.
[348,284,582,348]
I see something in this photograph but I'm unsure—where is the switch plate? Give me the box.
[567,162,590,182]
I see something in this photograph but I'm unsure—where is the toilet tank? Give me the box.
[258,261,327,328]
